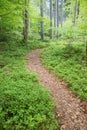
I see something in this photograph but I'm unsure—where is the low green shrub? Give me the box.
[0,41,58,130]
[41,43,87,99]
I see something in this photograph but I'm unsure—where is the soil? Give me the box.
[27,49,87,130]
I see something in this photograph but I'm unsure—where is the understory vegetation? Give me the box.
[41,42,87,99]
[0,41,58,130]
[0,0,87,129]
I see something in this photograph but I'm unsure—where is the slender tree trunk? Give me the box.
[50,0,52,39]
[69,0,72,18]
[40,0,44,40]
[74,0,78,27]
[23,0,29,45]
[77,1,80,17]
[73,0,78,40]
[57,0,59,38]
[61,0,64,27]
[53,0,57,38]
[53,1,57,28]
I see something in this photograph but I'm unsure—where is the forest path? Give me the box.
[27,49,87,130]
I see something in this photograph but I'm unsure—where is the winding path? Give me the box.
[27,49,87,130]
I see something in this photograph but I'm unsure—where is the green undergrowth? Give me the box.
[0,40,59,130]
[41,42,87,99]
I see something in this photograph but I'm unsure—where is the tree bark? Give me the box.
[77,1,80,17]
[50,0,52,39]
[74,0,78,27]
[73,0,78,40]
[53,0,57,38]
[40,0,44,40]
[61,0,64,27]
[23,0,29,45]
[57,0,59,38]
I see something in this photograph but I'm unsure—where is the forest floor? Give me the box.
[27,49,87,130]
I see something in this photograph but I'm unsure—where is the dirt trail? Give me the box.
[27,49,87,130]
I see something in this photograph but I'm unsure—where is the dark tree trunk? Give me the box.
[77,1,80,17]
[50,0,52,39]
[40,0,44,40]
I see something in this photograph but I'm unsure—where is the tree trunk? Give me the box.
[74,0,78,27]
[40,0,44,40]
[61,0,64,27]
[57,0,59,38]
[69,0,72,18]
[73,0,78,40]
[53,0,57,38]
[23,0,29,45]
[77,1,80,17]
[50,0,52,39]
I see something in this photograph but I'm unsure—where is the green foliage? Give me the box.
[0,0,24,41]
[0,41,58,130]
[57,19,87,41]
[56,0,87,41]
[27,39,50,49]
[41,42,87,99]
